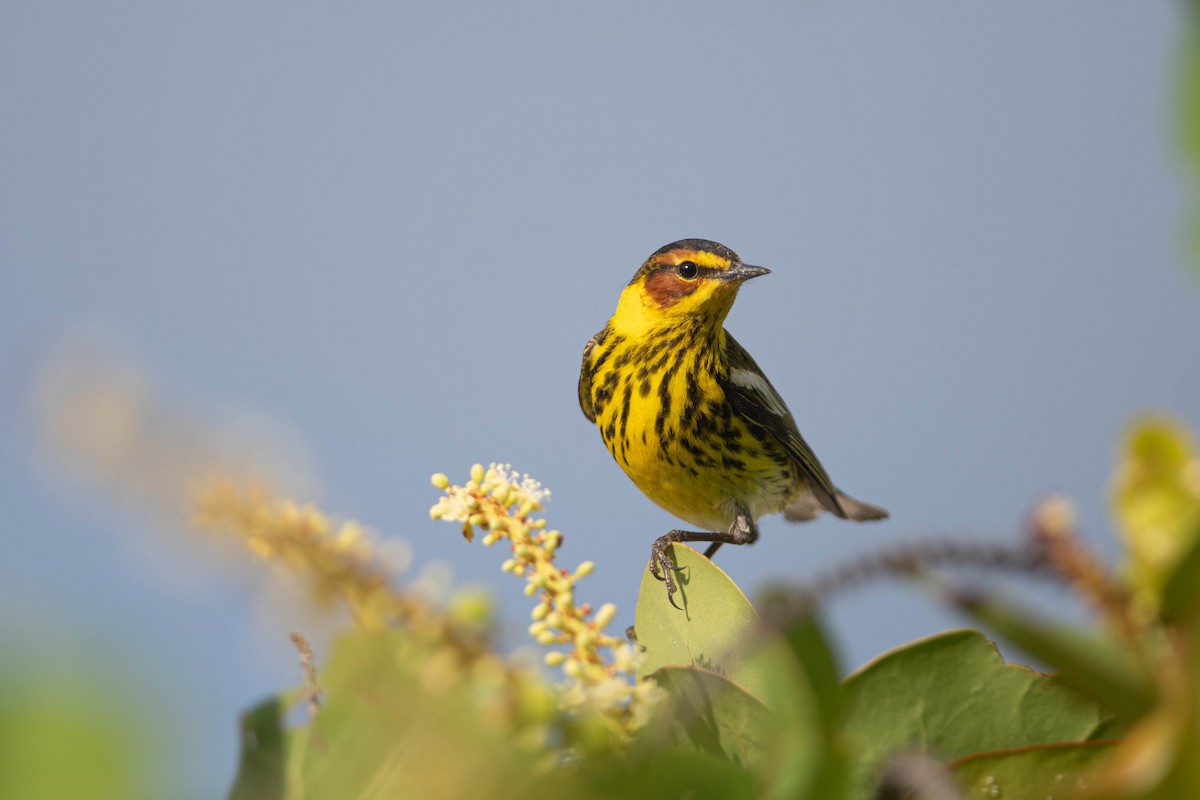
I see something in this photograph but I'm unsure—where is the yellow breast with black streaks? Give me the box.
[582,320,796,532]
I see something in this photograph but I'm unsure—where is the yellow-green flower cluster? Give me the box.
[195,478,426,632]
[195,477,567,746]
[430,464,660,738]
[1112,417,1200,620]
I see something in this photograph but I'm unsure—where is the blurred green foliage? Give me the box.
[1182,0,1200,268]
[225,417,1200,799]
[0,656,166,800]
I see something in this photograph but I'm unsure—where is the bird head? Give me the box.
[614,239,770,331]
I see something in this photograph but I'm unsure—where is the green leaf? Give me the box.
[634,544,769,700]
[638,665,773,771]
[1161,518,1200,624]
[0,658,167,800]
[759,597,844,735]
[1181,3,1200,271]
[528,749,758,800]
[949,741,1118,799]
[640,642,846,800]
[308,632,532,798]
[748,599,849,800]
[755,638,848,800]
[228,697,289,800]
[633,553,847,798]
[1083,607,1200,798]
[841,629,1119,800]
[224,630,533,800]
[228,629,771,800]
[957,593,1155,723]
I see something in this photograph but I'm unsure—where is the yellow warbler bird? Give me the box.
[578,239,887,605]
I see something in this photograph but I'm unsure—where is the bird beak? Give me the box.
[724,262,771,283]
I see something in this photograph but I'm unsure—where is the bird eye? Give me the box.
[676,261,698,279]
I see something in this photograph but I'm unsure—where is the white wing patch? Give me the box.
[729,367,790,418]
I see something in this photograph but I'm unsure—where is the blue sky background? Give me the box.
[2,3,1196,795]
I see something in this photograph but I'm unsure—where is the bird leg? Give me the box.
[649,514,759,608]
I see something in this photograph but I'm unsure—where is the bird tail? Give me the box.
[783,491,889,522]
[834,492,889,521]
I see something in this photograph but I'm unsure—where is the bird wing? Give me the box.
[722,333,845,517]
[578,332,599,423]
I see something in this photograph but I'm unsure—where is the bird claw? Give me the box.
[649,540,686,608]
[649,543,684,579]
